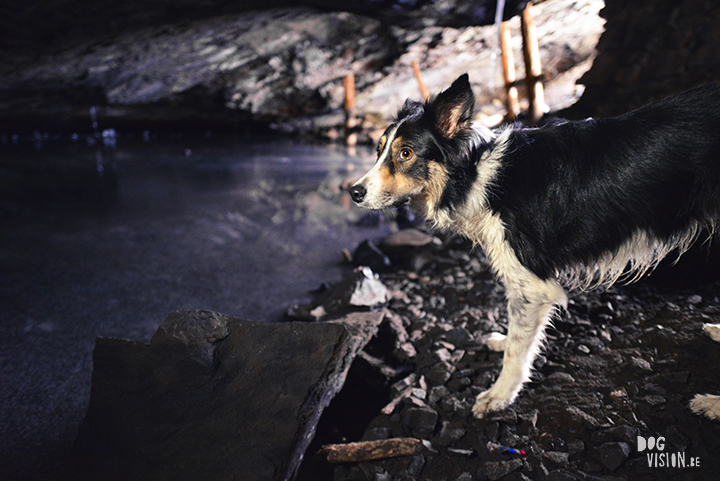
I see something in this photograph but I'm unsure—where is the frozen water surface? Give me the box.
[0,133,389,478]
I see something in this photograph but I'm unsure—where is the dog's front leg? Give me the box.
[472,280,566,418]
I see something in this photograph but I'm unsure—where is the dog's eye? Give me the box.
[399,148,413,160]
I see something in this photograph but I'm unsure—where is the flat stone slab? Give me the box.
[74,309,384,481]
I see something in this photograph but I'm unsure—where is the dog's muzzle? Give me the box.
[349,184,366,204]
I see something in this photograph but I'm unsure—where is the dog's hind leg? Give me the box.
[689,323,720,421]
[473,279,567,418]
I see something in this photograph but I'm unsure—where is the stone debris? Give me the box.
[381,228,437,249]
[628,356,653,373]
[306,229,720,480]
[597,442,631,472]
[543,451,570,468]
[287,266,388,320]
[483,458,524,480]
[402,405,439,439]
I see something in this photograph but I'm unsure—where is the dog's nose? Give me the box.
[349,184,366,203]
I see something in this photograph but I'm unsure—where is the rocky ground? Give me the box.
[290,222,720,480]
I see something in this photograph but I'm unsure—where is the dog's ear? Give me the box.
[430,74,475,138]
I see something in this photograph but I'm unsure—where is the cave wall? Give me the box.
[0,0,600,135]
[568,0,720,118]
[0,0,528,54]
[8,1,719,132]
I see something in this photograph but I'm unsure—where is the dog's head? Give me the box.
[349,74,478,213]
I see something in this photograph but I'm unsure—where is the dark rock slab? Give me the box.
[74,309,384,481]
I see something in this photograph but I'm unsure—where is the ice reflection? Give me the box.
[0,133,389,332]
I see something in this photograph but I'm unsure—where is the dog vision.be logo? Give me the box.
[637,436,700,469]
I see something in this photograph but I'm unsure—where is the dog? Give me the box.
[349,74,720,419]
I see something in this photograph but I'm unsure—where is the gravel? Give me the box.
[298,228,720,480]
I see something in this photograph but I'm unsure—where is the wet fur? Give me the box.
[350,74,720,418]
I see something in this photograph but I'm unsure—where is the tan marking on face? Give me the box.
[414,161,449,217]
[353,131,445,210]
[380,136,423,197]
[373,163,422,199]
[389,167,422,196]
[377,135,387,156]
[355,134,423,209]
[377,160,394,187]
[390,137,405,162]
[388,136,417,168]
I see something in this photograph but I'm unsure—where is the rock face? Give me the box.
[0,0,529,53]
[73,309,384,481]
[0,8,398,132]
[566,0,720,118]
[0,0,604,134]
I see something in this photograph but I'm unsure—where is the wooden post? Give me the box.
[320,438,424,463]
[412,61,430,101]
[520,2,545,125]
[500,21,519,121]
[343,73,357,146]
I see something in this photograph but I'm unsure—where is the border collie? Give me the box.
[349,74,720,419]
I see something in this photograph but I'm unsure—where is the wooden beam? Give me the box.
[520,3,545,125]
[343,73,357,145]
[320,438,424,463]
[412,61,430,101]
[500,21,519,121]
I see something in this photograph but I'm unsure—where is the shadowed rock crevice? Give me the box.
[564,0,720,118]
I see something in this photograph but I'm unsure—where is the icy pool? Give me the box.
[0,132,389,479]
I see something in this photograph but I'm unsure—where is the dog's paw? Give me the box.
[485,332,507,352]
[690,394,720,421]
[702,323,720,343]
[472,388,513,419]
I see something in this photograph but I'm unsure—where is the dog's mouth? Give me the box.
[349,182,415,210]
[354,196,409,211]
[391,196,412,209]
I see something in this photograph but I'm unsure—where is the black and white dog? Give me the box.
[349,74,720,419]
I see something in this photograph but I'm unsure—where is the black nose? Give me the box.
[349,184,366,203]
